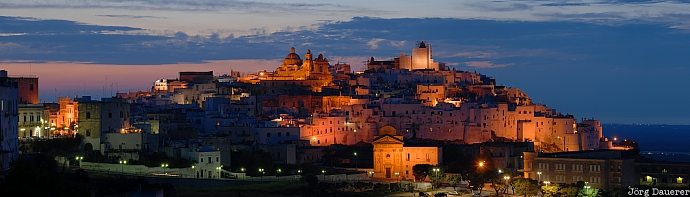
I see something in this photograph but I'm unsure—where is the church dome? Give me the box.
[283,47,303,66]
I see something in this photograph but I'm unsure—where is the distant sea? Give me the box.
[604,124,690,162]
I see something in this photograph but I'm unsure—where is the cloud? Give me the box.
[366,38,385,49]
[0,0,383,15]
[96,14,165,19]
[464,61,511,68]
[389,40,407,48]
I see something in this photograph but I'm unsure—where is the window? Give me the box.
[538,163,549,170]
[108,112,112,118]
[556,175,565,182]
[407,153,410,161]
[590,176,600,183]
[589,164,601,172]
[208,157,211,164]
[386,154,390,158]
[86,112,91,119]
[573,164,584,172]
[201,158,204,163]
[267,133,271,137]
[555,164,566,171]
[216,157,219,162]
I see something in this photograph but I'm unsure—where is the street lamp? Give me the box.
[537,171,542,182]
[161,163,169,175]
[503,176,510,194]
[119,160,127,174]
[240,167,245,172]
[478,161,485,168]
[353,152,358,171]
[75,156,84,167]
[216,165,223,179]
[395,172,401,188]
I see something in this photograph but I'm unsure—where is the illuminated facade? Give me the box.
[18,104,47,138]
[398,41,440,71]
[240,47,333,92]
[57,97,78,130]
[372,126,441,181]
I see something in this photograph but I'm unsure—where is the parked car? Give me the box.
[434,192,447,197]
[419,192,429,197]
[447,191,460,196]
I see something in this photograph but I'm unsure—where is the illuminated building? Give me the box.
[398,41,440,71]
[0,70,19,171]
[18,104,47,138]
[372,126,441,181]
[241,47,333,92]
[57,97,78,130]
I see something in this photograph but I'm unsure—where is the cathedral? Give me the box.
[272,47,332,81]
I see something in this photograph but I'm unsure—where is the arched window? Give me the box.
[386,154,391,158]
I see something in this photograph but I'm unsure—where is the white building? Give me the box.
[18,104,47,138]
[0,70,19,171]
[182,146,223,179]
[398,41,440,71]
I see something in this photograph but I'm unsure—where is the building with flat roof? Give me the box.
[0,70,19,171]
[523,150,638,189]
[10,76,38,104]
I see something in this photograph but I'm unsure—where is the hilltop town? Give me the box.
[1,42,686,196]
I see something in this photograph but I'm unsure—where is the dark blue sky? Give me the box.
[1,13,689,124]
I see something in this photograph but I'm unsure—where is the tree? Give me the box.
[512,178,540,197]
[447,174,462,190]
[413,164,432,181]
[490,176,509,196]
[541,184,561,197]
[579,186,599,197]
[429,166,444,187]
[560,186,579,197]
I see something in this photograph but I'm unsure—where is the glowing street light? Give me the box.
[216,165,223,179]
[478,161,485,168]
[161,163,169,175]
[119,160,128,174]
[75,156,84,167]
[353,152,359,171]
[240,167,245,172]
[537,171,542,182]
